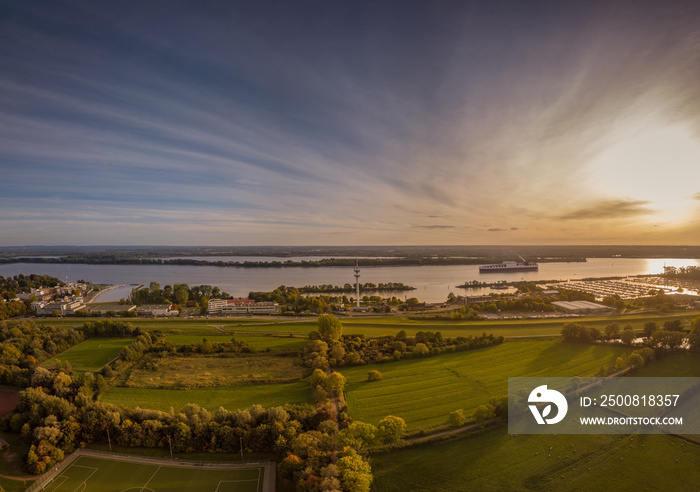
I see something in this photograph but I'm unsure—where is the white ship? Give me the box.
[479,260,538,273]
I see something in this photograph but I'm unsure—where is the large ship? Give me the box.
[479,260,538,273]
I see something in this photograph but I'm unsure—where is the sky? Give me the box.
[2,0,700,246]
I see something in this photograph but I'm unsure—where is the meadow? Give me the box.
[163,333,307,350]
[371,349,700,490]
[42,338,134,371]
[124,353,304,388]
[371,427,700,491]
[101,381,312,412]
[341,340,630,433]
[37,309,700,340]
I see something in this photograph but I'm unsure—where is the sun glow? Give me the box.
[589,122,700,224]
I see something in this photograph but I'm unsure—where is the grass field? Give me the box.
[102,382,312,412]
[124,353,303,388]
[163,334,307,351]
[40,454,265,492]
[341,340,630,433]
[371,426,700,491]
[39,309,700,340]
[42,338,134,371]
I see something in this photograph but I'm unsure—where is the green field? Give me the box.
[371,426,700,491]
[163,334,307,350]
[40,454,265,492]
[39,309,700,340]
[102,381,312,412]
[627,351,700,377]
[43,338,134,371]
[341,340,630,433]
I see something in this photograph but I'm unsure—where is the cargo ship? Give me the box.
[479,260,538,273]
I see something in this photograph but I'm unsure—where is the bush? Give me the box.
[367,370,382,382]
[449,409,467,427]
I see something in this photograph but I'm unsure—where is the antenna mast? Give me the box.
[354,259,361,308]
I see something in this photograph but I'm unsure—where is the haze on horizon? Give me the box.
[2,0,700,247]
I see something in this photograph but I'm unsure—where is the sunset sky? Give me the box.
[2,0,700,246]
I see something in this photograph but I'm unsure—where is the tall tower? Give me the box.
[354,259,361,307]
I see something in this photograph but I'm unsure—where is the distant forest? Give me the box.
[0,255,585,268]
[1,244,699,260]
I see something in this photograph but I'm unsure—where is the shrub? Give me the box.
[449,409,467,427]
[367,370,382,382]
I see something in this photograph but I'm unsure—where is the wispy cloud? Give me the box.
[556,199,655,220]
[1,1,700,245]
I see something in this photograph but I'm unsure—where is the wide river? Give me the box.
[1,257,698,303]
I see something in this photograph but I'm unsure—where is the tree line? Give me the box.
[301,315,504,369]
[1,255,586,268]
[298,282,415,293]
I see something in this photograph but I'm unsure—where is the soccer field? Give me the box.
[38,454,266,492]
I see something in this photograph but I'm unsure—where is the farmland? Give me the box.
[42,338,134,371]
[341,340,630,433]
[371,349,700,490]
[371,427,700,491]
[101,381,312,412]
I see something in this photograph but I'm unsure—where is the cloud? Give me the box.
[556,199,655,220]
[487,228,506,232]
[692,192,700,200]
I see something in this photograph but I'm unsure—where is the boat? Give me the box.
[479,260,538,273]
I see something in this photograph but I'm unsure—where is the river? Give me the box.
[1,257,698,303]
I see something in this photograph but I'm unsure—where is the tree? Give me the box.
[643,321,658,338]
[473,404,496,422]
[620,328,636,346]
[338,421,377,451]
[413,343,429,356]
[337,451,372,492]
[175,285,189,307]
[326,372,346,395]
[376,416,406,444]
[318,315,343,343]
[605,323,620,339]
[627,352,645,368]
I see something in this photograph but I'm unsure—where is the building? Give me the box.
[208,298,279,315]
[18,288,52,301]
[551,300,611,314]
[32,296,87,316]
[88,304,137,316]
[136,304,179,317]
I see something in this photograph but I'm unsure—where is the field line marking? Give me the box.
[215,479,261,492]
[69,465,99,471]
[42,475,67,491]
[139,465,161,492]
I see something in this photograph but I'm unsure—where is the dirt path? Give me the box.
[404,418,502,444]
